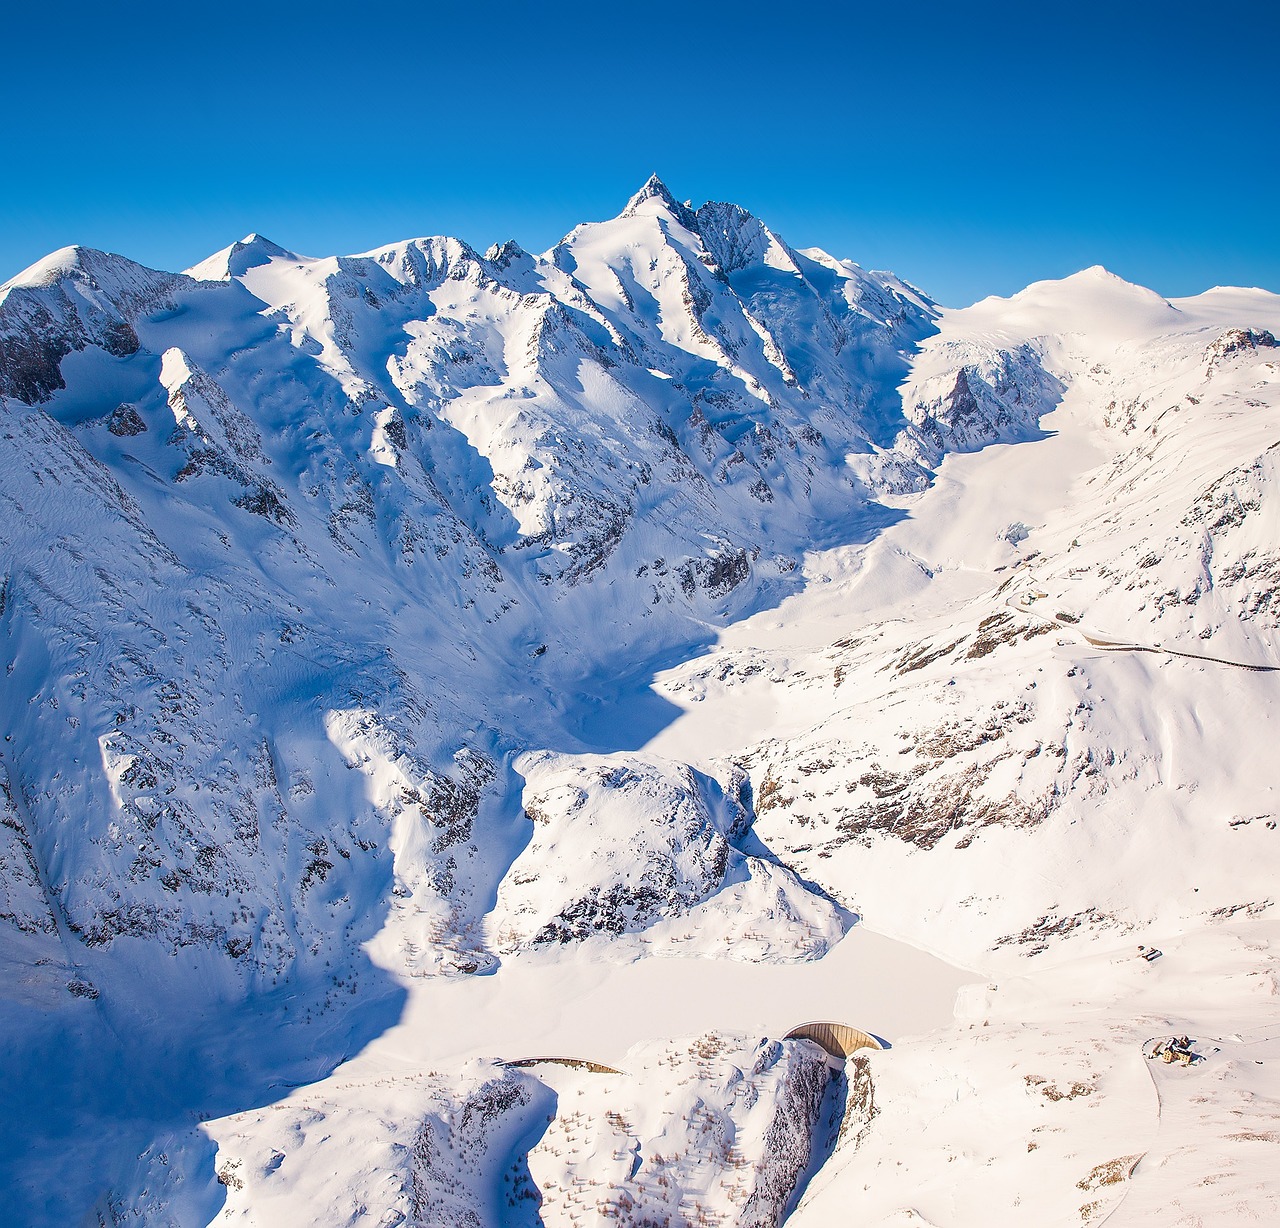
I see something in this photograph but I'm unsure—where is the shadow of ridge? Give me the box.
[460,749,542,965]
[493,1075,559,1227]
[546,632,719,755]
[784,1061,850,1220]
[0,951,405,1223]
[709,766,859,933]
[542,499,910,760]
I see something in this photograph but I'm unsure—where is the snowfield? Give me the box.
[1,178,1279,1225]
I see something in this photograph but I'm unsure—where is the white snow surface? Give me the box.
[2,179,1280,1225]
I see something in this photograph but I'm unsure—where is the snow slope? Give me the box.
[1,181,1278,1225]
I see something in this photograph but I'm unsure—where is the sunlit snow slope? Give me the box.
[2,180,1279,1226]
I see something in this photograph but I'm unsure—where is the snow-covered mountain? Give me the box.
[2,179,1279,1226]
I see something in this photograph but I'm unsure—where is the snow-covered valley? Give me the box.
[2,177,1279,1226]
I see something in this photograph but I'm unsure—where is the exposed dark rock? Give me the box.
[107,404,148,437]
[234,483,295,526]
[1206,327,1277,365]
[740,1041,832,1228]
[100,319,140,357]
[0,317,78,403]
[677,548,751,600]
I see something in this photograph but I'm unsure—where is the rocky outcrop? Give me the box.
[492,752,840,953]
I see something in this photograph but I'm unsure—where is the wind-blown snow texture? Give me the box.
[2,179,1279,1225]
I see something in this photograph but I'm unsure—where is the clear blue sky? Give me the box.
[3,0,1275,305]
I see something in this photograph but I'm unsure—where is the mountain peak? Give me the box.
[1052,264,1177,310]
[631,172,675,202]
[3,245,92,291]
[620,174,697,229]
[1076,264,1127,283]
[186,233,294,281]
[485,238,530,270]
[1,244,154,294]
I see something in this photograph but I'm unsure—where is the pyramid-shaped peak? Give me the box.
[186,233,296,281]
[629,173,677,206]
[1031,264,1176,308]
[230,234,293,263]
[4,245,100,291]
[485,238,529,269]
[621,174,697,228]
[2,245,183,308]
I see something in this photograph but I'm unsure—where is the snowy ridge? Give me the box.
[2,181,1280,1224]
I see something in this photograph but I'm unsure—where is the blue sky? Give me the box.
[3,0,1275,305]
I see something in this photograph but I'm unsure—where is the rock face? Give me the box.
[1205,326,1276,366]
[524,1033,833,1228]
[901,342,1064,457]
[0,766,55,936]
[0,247,171,402]
[491,753,845,959]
